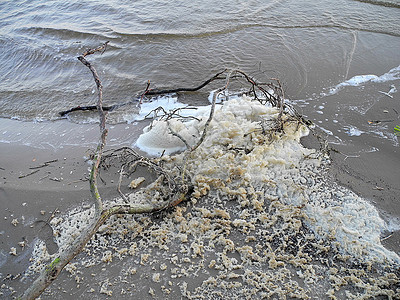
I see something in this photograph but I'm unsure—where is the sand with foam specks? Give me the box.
[25,96,400,299]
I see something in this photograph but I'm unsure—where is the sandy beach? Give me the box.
[0,120,141,297]
[1,95,399,299]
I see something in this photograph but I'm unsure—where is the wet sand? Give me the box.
[0,105,399,299]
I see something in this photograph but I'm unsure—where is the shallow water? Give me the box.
[1,0,399,120]
[1,0,399,158]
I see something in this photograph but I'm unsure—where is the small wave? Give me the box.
[113,23,260,40]
[352,0,400,9]
[19,26,114,41]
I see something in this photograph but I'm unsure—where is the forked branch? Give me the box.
[21,45,305,300]
[21,42,189,300]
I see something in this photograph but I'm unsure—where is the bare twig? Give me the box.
[29,159,58,170]
[139,80,151,105]
[59,105,114,117]
[77,42,109,214]
[145,69,228,96]
[167,120,191,150]
[18,169,40,179]
[381,233,393,241]
[117,165,129,203]
[191,70,232,152]
[21,42,109,300]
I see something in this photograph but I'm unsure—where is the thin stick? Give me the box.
[118,165,129,203]
[29,159,58,170]
[18,169,40,179]
[167,120,191,150]
[77,41,109,214]
[21,42,109,300]
[145,69,227,95]
[191,71,232,152]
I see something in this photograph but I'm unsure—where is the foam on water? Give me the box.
[323,64,400,96]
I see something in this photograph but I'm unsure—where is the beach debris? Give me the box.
[9,247,17,256]
[67,177,89,185]
[378,91,394,98]
[100,280,113,296]
[18,169,39,179]
[395,125,400,136]
[128,177,146,189]
[49,177,63,182]
[18,241,26,249]
[373,186,384,191]
[21,43,400,300]
[39,174,50,181]
[367,119,394,125]
[11,218,19,226]
[29,159,58,170]
[381,232,394,241]
[378,85,396,98]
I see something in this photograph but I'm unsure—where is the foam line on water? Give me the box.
[322,64,400,96]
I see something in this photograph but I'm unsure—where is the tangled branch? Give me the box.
[58,69,296,121]
[21,42,189,300]
[22,42,313,299]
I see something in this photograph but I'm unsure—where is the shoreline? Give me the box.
[301,132,400,256]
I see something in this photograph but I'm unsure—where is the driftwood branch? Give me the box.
[58,69,228,117]
[21,42,189,300]
[190,70,232,152]
[145,69,228,95]
[21,41,110,300]
[21,43,308,299]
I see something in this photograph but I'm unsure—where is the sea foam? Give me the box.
[324,64,400,96]
[24,95,399,299]
[136,95,399,264]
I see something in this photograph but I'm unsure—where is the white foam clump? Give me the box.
[344,125,364,136]
[307,189,400,264]
[137,95,399,264]
[135,118,198,156]
[135,104,221,156]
